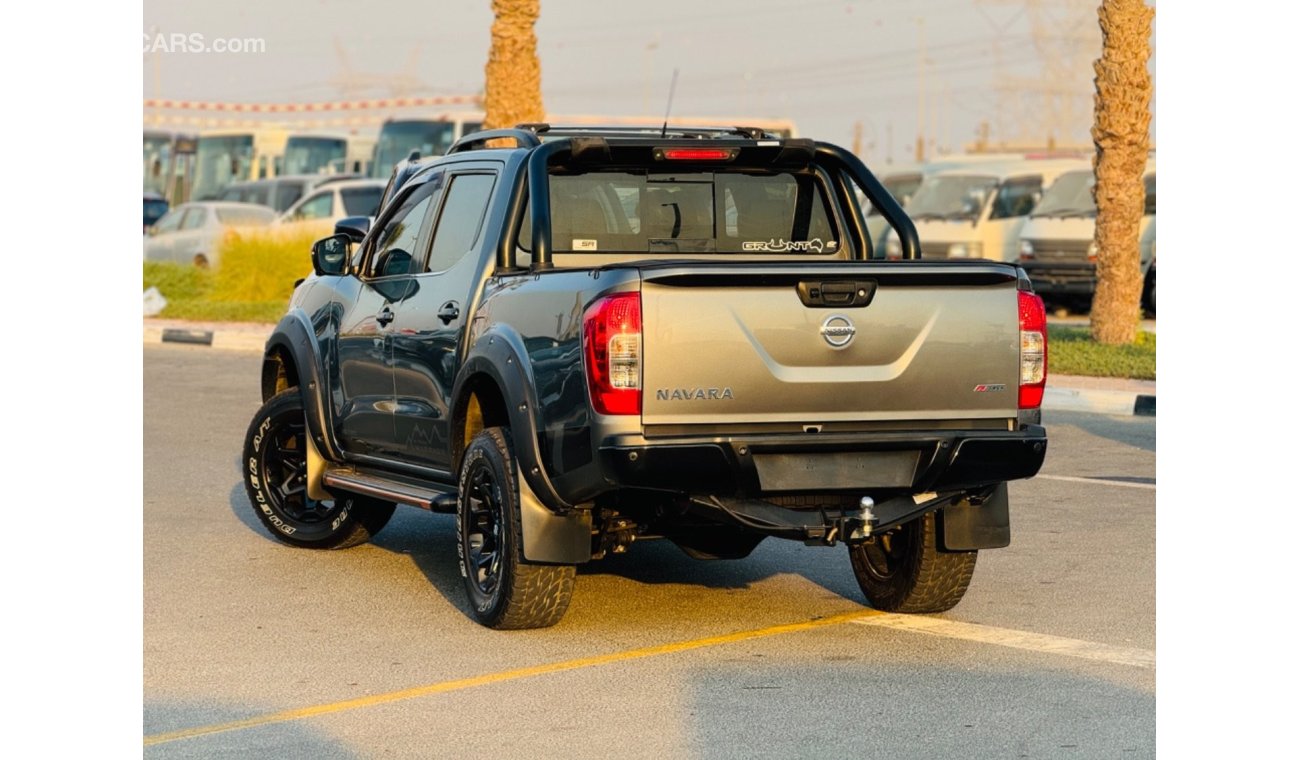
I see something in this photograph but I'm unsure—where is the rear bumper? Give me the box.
[597,425,1047,497]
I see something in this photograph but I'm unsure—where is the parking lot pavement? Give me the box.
[144,345,1155,758]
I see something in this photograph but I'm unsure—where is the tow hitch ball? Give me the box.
[805,497,877,547]
[844,497,876,542]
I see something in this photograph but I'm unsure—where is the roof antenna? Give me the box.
[660,68,679,138]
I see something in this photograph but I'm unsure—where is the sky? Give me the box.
[143,0,1156,164]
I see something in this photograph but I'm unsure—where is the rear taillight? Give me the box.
[1018,291,1047,409]
[583,292,642,415]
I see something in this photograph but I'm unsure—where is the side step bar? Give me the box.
[322,467,458,513]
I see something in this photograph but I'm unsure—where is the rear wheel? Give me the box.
[848,512,976,613]
[456,427,575,629]
[243,389,395,548]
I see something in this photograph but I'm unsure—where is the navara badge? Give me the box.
[820,315,856,349]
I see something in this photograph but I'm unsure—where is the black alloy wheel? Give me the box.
[462,459,505,598]
[243,389,395,549]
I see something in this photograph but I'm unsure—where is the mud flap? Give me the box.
[940,482,1010,550]
[519,472,592,564]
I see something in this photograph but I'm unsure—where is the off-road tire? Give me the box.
[456,427,575,629]
[243,389,396,549]
[848,512,977,613]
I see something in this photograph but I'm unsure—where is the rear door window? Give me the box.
[425,173,497,273]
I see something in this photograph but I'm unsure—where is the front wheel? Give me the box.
[456,427,575,629]
[243,389,396,549]
[848,512,976,613]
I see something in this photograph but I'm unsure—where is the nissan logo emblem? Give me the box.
[820,314,856,348]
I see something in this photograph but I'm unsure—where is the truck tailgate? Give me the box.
[639,263,1022,426]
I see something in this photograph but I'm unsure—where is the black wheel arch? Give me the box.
[452,324,575,513]
[261,308,342,462]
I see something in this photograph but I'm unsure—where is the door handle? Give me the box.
[437,301,461,324]
[376,306,395,327]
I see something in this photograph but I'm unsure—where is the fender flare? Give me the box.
[262,309,342,463]
[453,326,590,565]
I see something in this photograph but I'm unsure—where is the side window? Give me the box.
[1143,174,1156,215]
[180,207,208,230]
[425,173,496,273]
[295,192,334,220]
[367,180,441,278]
[990,178,1042,220]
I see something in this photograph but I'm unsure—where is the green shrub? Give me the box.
[143,261,212,302]
[1048,326,1156,380]
[211,227,319,304]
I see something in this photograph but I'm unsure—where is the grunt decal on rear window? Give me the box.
[742,238,836,253]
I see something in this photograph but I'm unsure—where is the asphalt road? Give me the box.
[144,344,1155,759]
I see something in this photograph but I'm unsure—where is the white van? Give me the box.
[1017,158,1156,310]
[880,157,1089,262]
[862,154,1027,256]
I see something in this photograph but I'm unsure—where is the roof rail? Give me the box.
[448,128,542,154]
[514,123,779,140]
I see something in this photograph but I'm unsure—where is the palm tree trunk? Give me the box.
[1089,0,1154,344]
[483,0,544,131]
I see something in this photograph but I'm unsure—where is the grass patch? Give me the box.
[156,299,289,323]
[1049,326,1155,380]
[144,260,212,302]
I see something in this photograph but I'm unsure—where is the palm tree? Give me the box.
[1089,0,1154,344]
[483,0,544,131]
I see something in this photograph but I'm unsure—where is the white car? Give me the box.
[274,179,386,236]
[143,202,275,268]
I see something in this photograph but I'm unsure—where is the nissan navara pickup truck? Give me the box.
[242,124,1049,629]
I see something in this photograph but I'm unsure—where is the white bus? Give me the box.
[143,129,197,204]
[368,115,484,179]
[191,128,290,201]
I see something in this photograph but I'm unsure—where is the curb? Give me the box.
[1042,387,1155,417]
[144,323,270,353]
[144,321,1154,417]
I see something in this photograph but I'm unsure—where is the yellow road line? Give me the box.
[852,614,1155,669]
[144,609,882,747]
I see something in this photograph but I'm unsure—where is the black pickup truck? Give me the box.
[242,124,1048,629]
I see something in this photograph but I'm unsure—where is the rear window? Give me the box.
[216,207,274,226]
[520,170,840,255]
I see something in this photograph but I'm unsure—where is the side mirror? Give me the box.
[311,233,351,276]
[334,215,371,243]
